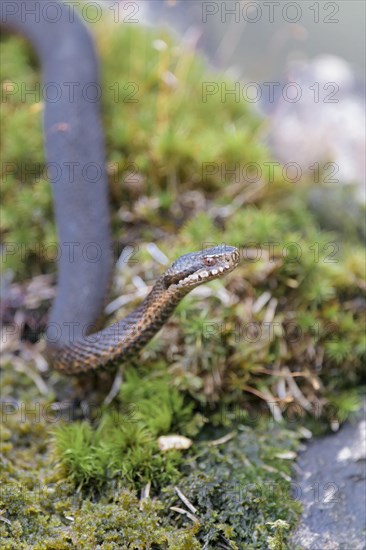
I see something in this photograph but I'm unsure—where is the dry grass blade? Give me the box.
[283,367,313,412]
[208,431,237,446]
[174,486,197,514]
[170,506,199,523]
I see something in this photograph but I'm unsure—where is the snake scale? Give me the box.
[1,0,239,374]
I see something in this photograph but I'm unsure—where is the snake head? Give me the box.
[164,245,240,289]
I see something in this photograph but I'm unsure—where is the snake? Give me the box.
[1,0,239,375]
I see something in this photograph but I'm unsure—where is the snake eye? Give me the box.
[204,257,215,266]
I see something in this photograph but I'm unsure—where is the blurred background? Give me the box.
[143,0,365,79]
[138,0,366,202]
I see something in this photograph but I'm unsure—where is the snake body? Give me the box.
[51,246,239,373]
[1,1,239,374]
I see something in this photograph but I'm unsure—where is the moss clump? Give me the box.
[52,368,200,490]
[161,424,302,549]
[1,363,302,548]
[166,204,365,415]
[0,479,200,549]
[0,18,259,277]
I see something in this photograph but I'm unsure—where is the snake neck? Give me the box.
[51,276,188,374]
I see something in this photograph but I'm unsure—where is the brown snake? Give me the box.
[50,246,240,374]
[1,1,239,374]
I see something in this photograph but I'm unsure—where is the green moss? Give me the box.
[267,520,291,550]
[51,368,196,490]
[0,475,200,548]
[160,424,302,549]
[1,366,302,548]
